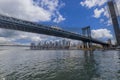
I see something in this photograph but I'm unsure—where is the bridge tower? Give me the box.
[82,26,92,49]
[108,1,120,46]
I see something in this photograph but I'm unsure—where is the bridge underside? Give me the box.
[0,15,108,46]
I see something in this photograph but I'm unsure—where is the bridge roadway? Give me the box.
[0,15,108,46]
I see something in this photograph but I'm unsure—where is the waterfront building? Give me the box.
[30,43,36,50]
[30,39,74,50]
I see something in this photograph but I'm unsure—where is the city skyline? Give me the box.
[0,0,119,45]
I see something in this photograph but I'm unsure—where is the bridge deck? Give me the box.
[0,15,108,45]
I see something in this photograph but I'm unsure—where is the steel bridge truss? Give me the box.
[0,15,108,46]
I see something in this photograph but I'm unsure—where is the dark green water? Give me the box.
[0,47,120,80]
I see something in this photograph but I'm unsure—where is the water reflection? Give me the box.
[35,50,98,80]
[118,51,120,79]
[0,47,119,80]
[83,51,98,80]
[95,50,120,80]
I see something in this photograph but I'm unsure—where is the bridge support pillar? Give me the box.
[82,42,89,49]
[82,26,92,49]
[103,45,109,50]
[88,41,92,49]
[82,41,92,49]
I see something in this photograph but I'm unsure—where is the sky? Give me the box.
[0,0,120,45]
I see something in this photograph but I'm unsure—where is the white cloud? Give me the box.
[0,0,66,44]
[106,19,112,26]
[0,28,53,44]
[93,8,104,18]
[0,37,11,44]
[96,6,112,26]
[103,6,110,18]
[111,39,116,45]
[100,19,104,23]
[91,28,113,39]
[93,6,110,19]
[80,0,107,8]
[0,28,67,44]
[80,0,117,26]
[53,11,65,23]
[0,0,65,23]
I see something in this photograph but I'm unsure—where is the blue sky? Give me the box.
[40,0,114,40]
[0,0,119,44]
[42,0,110,31]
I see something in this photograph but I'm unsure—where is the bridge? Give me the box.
[0,14,108,47]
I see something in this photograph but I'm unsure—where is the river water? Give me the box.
[0,47,119,80]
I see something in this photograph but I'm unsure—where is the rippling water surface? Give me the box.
[0,46,120,80]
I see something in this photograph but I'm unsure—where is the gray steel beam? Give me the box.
[0,15,108,46]
[108,1,120,46]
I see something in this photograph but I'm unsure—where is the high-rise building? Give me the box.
[108,1,120,46]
